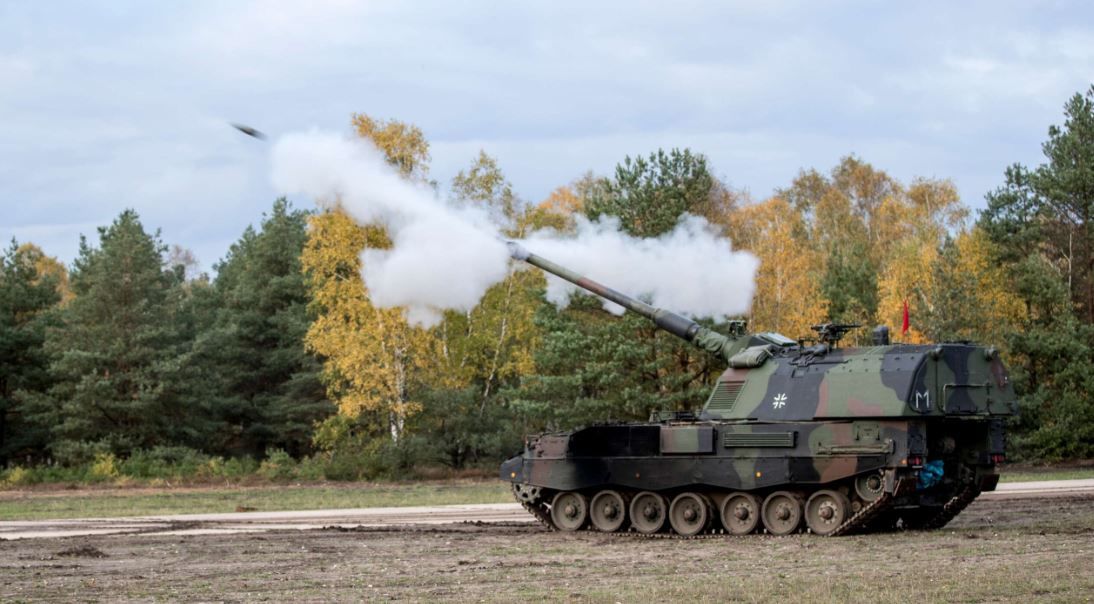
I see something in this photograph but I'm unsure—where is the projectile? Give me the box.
[231,123,267,140]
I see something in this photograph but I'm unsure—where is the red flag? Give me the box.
[901,300,910,336]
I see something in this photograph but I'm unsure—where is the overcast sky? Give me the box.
[2,1,1092,272]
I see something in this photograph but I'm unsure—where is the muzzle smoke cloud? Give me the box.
[524,216,758,320]
[272,131,758,326]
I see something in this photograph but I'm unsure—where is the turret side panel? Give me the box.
[710,347,933,421]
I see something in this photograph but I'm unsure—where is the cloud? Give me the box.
[1,1,1092,269]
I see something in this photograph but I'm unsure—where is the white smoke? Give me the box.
[523,215,758,321]
[271,131,510,326]
[271,131,758,326]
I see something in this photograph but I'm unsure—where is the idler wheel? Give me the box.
[628,491,668,534]
[669,492,710,536]
[804,489,851,536]
[761,491,803,536]
[589,490,627,532]
[550,491,588,531]
[854,472,885,502]
[720,492,762,535]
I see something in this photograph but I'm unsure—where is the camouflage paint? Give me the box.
[500,246,1018,534]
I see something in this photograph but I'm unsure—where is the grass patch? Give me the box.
[998,467,1094,482]
[0,480,512,520]
[3,463,1090,521]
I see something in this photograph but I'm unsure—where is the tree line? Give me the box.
[2,86,1092,479]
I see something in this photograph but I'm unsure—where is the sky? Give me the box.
[2,1,1092,273]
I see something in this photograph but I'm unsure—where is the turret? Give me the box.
[506,242,748,362]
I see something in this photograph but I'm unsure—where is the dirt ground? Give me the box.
[2,495,1092,603]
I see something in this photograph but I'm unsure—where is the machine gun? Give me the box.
[810,323,861,348]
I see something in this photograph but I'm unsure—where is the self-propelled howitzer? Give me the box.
[501,243,1016,536]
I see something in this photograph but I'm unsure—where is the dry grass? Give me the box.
[1,494,1091,602]
[0,479,511,520]
[0,464,1090,523]
[999,465,1094,482]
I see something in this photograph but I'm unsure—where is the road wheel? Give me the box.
[589,490,627,532]
[629,491,668,534]
[804,489,851,536]
[550,491,588,531]
[669,492,710,536]
[720,492,762,535]
[761,491,803,536]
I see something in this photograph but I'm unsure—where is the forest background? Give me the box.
[2,85,1093,485]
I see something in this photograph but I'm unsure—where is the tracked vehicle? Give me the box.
[500,243,1016,536]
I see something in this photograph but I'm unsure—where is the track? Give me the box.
[2,479,1092,541]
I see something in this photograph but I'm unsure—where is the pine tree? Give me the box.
[982,86,1094,322]
[585,149,716,237]
[190,199,333,457]
[0,241,62,463]
[39,211,188,461]
[978,85,1094,458]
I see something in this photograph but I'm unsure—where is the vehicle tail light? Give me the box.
[907,455,924,467]
[990,453,1005,464]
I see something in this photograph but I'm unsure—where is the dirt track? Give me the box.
[1,482,1092,602]
[2,479,1092,541]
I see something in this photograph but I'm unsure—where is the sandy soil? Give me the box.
[1,493,1092,603]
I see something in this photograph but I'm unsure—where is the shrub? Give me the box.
[1,466,31,487]
[222,456,260,478]
[293,455,327,482]
[88,452,120,482]
[51,440,112,467]
[257,448,297,481]
[120,447,211,479]
[416,388,524,469]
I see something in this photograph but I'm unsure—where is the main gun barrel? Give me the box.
[506,241,704,343]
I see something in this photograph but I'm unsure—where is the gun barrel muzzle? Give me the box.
[506,241,530,261]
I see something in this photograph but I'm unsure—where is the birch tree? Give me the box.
[302,115,434,441]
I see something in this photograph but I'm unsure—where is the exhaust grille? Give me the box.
[722,431,796,448]
[706,381,744,412]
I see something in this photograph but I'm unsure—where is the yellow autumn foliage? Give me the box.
[18,242,72,303]
[350,114,431,182]
[954,229,1024,343]
[435,152,548,403]
[539,185,582,216]
[302,209,433,424]
[302,115,436,438]
[304,118,548,433]
[731,197,827,339]
[877,212,1021,348]
[876,237,936,344]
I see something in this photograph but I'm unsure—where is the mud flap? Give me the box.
[883,468,898,493]
[883,469,916,495]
